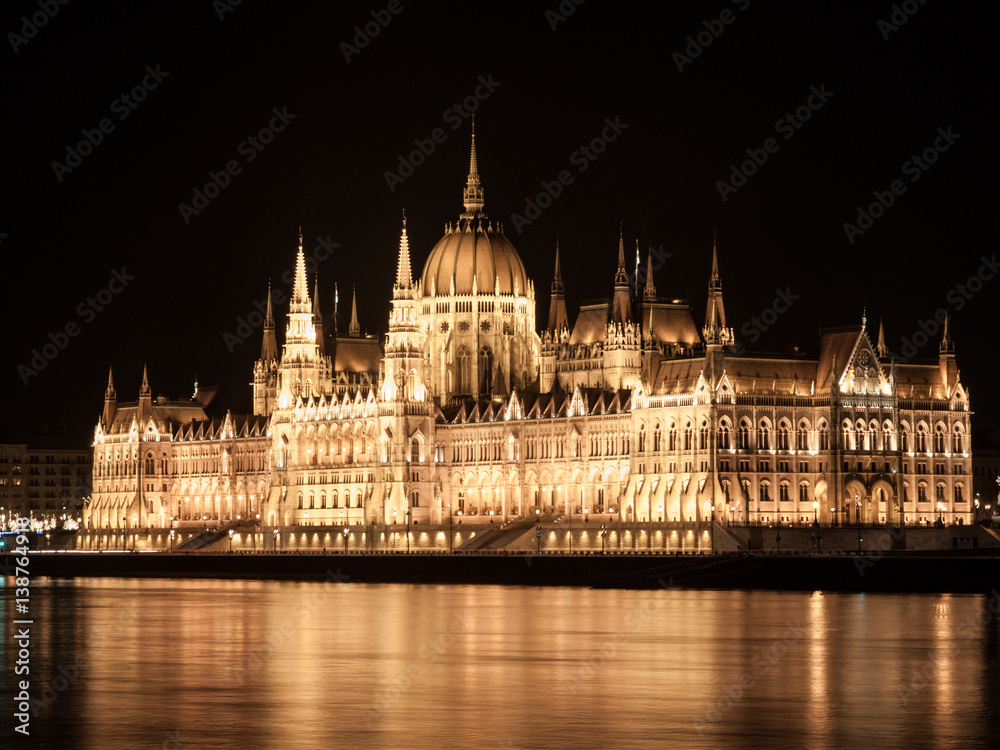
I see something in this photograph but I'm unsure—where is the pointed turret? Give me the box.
[643,247,657,301]
[102,366,117,428]
[939,313,958,393]
[940,313,954,354]
[461,117,485,219]
[138,364,152,423]
[876,318,888,358]
[290,227,311,314]
[260,280,278,362]
[395,210,413,290]
[349,283,361,337]
[614,224,628,285]
[703,233,732,346]
[547,239,569,332]
[611,224,631,324]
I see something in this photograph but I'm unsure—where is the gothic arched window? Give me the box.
[457,346,472,394]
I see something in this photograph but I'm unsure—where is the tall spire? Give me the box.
[260,280,278,362]
[611,224,631,324]
[643,248,657,301]
[140,363,150,396]
[614,223,628,285]
[395,210,413,288]
[708,230,721,293]
[265,279,275,327]
[548,238,569,332]
[290,226,311,313]
[461,118,485,218]
[876,318,888,358]
[349,283,361,337]
[940,312,954,354]
[703,234,732,346]
[102,366,117,427]
[552,237,564,291]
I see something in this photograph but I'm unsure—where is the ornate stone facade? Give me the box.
[85,131,974,534]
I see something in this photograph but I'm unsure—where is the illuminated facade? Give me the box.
[85,132,974,533]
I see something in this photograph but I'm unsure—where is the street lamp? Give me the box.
[228,528,234,552]
[937,502,944,527]
[343,527,349,554]
[584,508,588,523]
[830,507,836,528]
[406,510,410,553]
[856,497,863,552]
[600,524,607,554]
[490,509,494,528]
[813,501,818,526]
[170,529,176,551]
[448,503,453,552]
[273,527,279,552]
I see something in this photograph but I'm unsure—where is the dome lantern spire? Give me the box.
[461,117,485,219]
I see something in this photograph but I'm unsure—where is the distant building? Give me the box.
[1,440,90,525]
[84,129,975,532]
[972,444,1000,520]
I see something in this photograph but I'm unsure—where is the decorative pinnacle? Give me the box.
[396,210,412,287]
[349,283,360,337]
[291,228,310,309]
[644,247,656,300]
[462,120,485,218]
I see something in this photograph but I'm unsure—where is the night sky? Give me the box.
[3,0,997,443]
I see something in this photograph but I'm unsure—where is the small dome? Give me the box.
[421,219,528,297]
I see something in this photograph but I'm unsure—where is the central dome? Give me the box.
[419,123,529,298]
[421,219,528,296]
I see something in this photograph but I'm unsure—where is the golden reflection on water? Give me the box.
[2,579,998,750]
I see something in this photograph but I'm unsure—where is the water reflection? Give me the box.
[2,579,998,749]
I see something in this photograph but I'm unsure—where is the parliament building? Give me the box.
[84,131,975,537]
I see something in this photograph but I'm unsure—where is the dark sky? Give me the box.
[3,0,997,443]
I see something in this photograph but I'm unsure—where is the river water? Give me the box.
[2,578,998,749]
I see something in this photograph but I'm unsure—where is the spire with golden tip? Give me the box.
[876,318,888,358]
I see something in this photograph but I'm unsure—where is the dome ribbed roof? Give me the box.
[421,219,527,296]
